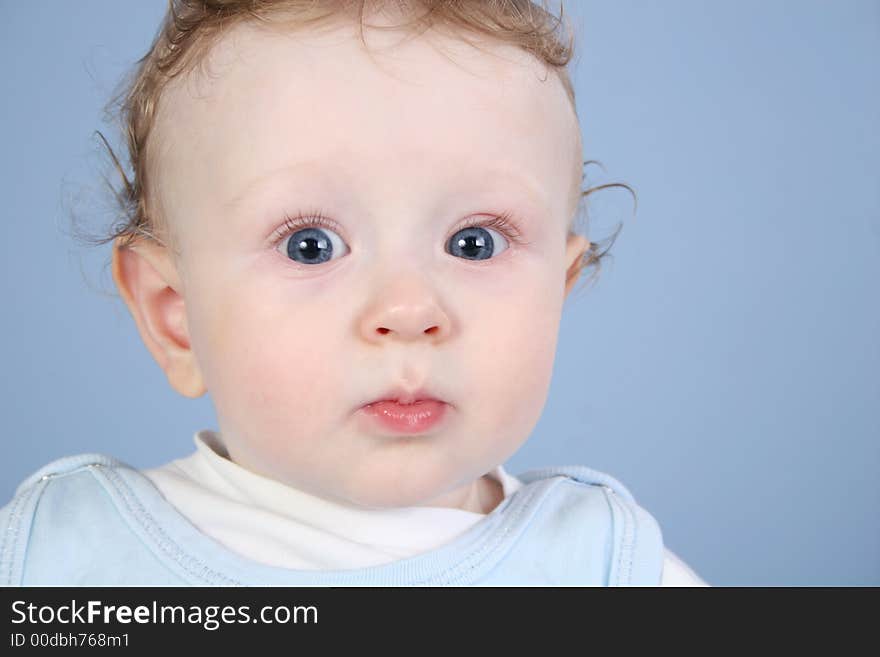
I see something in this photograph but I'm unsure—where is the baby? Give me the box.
[0,0,706,586]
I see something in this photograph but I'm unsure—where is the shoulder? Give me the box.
[2,453,135,521]
[514,464,660,533]
[7,453,132,497]
[515,464,637,500]
[2,452,131,516]
[661,548,710,586]
[513,464,665,586]
[0,453,137,586]
[1,452,135,516]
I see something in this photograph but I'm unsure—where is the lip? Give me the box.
[359,399,449,435]
[361,385,447,407]
[357,385,451,435]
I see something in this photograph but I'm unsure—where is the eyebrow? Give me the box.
[223,159,327,211]
[222,160,552,214]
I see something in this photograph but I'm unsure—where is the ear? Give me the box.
[564,232,590,298]
[111,237,207,398]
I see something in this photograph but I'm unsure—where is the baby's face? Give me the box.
[139,17,586,508]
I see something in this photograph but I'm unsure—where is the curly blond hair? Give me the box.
[79,0,632,293]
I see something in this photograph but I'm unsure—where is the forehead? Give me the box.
[151,16,581,224]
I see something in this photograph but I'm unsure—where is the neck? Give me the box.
[416,475,505,514]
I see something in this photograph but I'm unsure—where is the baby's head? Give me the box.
[103,0,620,509]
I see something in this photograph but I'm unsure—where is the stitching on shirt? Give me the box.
[443,478,605,585]
[0,479,46,586]
[413,477,565,585]
[0,488,26,585]
[5,463,642,586]
[602,488,620,585]
[90,465,242,586]
[626,496,639,585]
[95,463,556,587]
[605,489,636,586]
[411,483,539,584]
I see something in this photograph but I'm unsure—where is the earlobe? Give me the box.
[111,237,206,398]
[564,233,590,298]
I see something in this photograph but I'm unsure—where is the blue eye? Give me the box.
[278,225,348,265]
[272,211,522,266]
[446,225,510,261]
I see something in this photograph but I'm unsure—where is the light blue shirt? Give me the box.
[0,453,664,585]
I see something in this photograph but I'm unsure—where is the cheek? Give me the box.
[185,277,348,450]
[464,271,564,445]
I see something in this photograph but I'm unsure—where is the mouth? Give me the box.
[362,385,447,406]
[358,386,450,434]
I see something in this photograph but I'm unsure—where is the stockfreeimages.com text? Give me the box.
[11,599,317,631]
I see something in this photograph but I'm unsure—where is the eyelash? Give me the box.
[269,207,529,250]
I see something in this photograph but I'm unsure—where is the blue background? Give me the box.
[1,1,877,586]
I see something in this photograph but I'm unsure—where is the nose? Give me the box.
[376,305,447,340]
[359,285,452,344]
